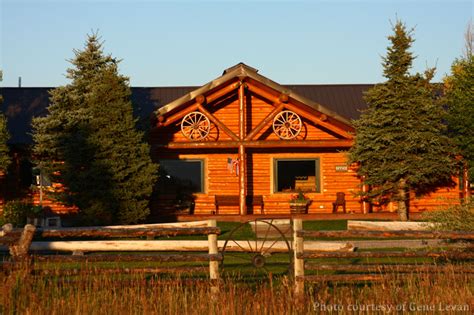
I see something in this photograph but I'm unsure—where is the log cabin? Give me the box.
[0,63,468,220]
[150,63,465,216]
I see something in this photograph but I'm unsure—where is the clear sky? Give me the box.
[1,0,472,87]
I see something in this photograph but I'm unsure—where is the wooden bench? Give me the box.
[214,195,264,214]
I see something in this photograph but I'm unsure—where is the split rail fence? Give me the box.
[0,221,220,282]
[292,218,474,295]
[1,219,474,293]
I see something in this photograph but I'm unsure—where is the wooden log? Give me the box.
[32,253,223,263]
[97,221,211,229]
[161,103,199,127]
[9,224,36,258]
[196,94,206,105]
[8,239,354,254]
[0,224,17,245]
[34,227,221,238]
[0,223,13,237]
[300,274,385,282]
[293,218,304,296]
[347,220,434,231]
[304,263,474,273]
[208,220,219,294]
[297,230,474,240]
[197,104,239,141]
[32,266,208,276]
[283,102,354,139]
[299,250,474,260]
[160,139,354,149]
[244,103,284,141]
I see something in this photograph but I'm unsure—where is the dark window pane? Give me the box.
[275,159,320,192]
[158,160,203,193]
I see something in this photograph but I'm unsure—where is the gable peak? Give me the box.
[222,62,259,75]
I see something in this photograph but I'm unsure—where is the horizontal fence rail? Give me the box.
[297,230,474,240]
[0,220,221,286]
[292,219,474,295]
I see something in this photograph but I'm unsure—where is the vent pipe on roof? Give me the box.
[18,76,22,88]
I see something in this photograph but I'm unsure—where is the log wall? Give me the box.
[151,83,462,216]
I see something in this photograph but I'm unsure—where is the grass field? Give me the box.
[1,266,472,314]
[1,219,473,313]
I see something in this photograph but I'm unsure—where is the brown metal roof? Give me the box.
[1,82,371,145]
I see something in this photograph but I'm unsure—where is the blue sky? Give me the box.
[1,0,472,87]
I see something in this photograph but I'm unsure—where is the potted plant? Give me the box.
[289,190,310,214]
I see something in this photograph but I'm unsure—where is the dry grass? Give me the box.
[1,265,473,314]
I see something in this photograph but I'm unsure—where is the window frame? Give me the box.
[273,158,321,194]
[158,158,206,194]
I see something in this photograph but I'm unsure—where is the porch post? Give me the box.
[238,81,247,215]
[463,163,470,203]
[362,176,371,214]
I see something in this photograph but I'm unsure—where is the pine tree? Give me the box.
[32,35,158,225]
[0,70,11,172]
[444,23,474,183]
[348,21,458,221]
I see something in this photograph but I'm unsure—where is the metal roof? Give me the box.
[1,73,371,145]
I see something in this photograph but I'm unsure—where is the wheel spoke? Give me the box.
[245,238,254,252]
[230,239,249,253]
[224,251,252,263]
[259,221,273,252]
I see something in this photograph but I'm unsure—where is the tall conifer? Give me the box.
[349,21,457,221]
[32,35,158,225]
[0,71,11,172]
[444,23,474,184]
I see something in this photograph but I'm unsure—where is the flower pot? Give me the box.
[289,201,308,214]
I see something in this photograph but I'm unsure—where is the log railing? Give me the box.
[0,220,221,284]
[291,219,474,295]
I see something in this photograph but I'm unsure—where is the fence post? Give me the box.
[208,220,219,293]
[293,218,304,297]
[9,224,36,259]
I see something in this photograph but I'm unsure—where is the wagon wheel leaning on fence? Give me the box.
[220,219,293,277]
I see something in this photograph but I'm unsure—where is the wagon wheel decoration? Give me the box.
[220,219,293,278]
[272,110,302,139]
[180,111,211,141]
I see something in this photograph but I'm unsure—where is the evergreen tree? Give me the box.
[348,21,457,221]
[444,23,474,183]
[32,35,158,225]
[0,70,11,172]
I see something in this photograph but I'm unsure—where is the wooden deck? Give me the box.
[157,212,423,223]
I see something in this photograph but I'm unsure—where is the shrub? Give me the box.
[2,200,33,227]
[423,200,474,231]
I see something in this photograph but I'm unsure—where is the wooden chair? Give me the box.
[332,192,346,213]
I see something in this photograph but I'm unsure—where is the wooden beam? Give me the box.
[361,176,370,214]
[244,103,284,141]
[246,82,279,103]
[297,230,474,240]
[158,82,239,128]
[283,103,354,139]
[304,263,474,273]
[2,227,221,239]
[299,250,474,260]
[160,104,199,127]
[33,253,223,263]
[197,104,239,141]
[206,81,240,104]
[160,139,354,149]
[238,82,247,215]
[9,224,36,259]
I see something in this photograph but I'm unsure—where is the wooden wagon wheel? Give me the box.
[272,110,302,139]
[220,219,293,277]
[181,111,211,141]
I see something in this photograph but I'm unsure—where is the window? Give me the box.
[158,159,204,193]
[274,159,320,193]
